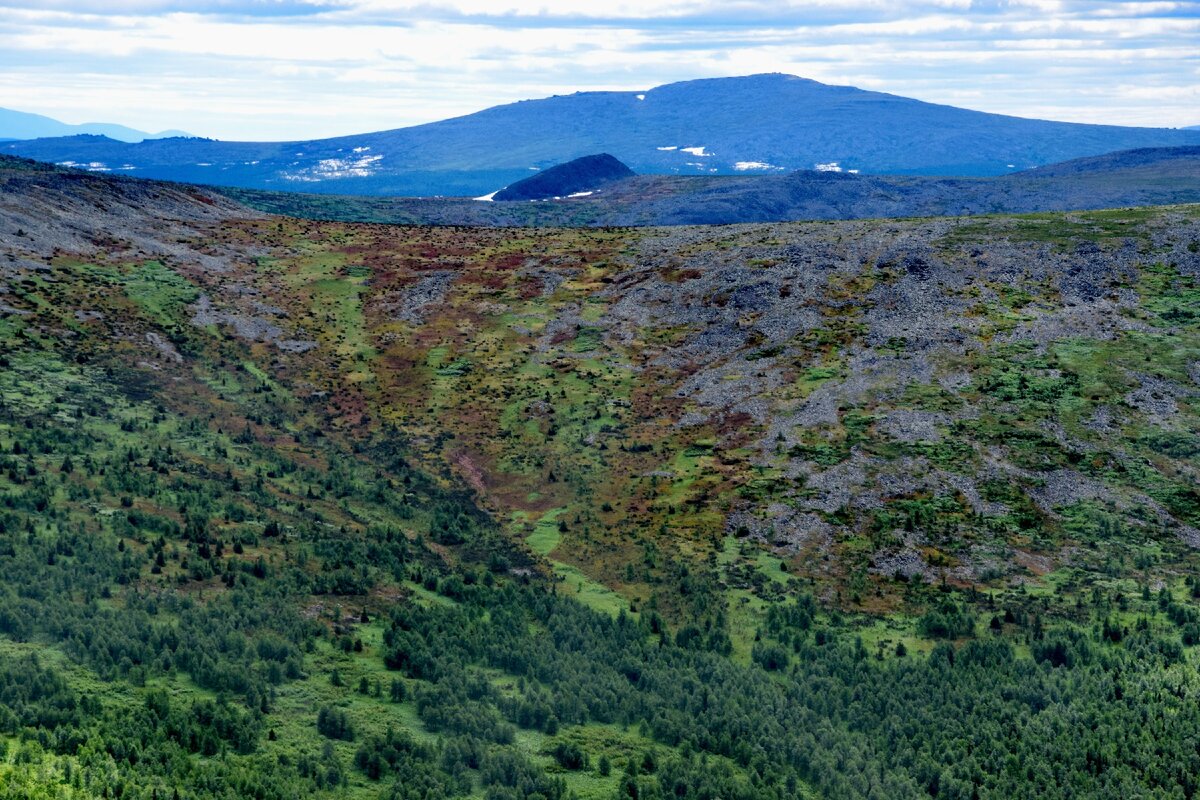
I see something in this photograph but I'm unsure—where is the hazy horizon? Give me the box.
[0,0,1197,141]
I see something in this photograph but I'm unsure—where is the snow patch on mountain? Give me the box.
[57,160,111,172]
[283,153,384,182]
[734,161,784,171]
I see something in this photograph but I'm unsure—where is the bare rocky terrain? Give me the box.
[4,153,1200,606]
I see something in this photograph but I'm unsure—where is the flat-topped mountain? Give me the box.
[6,74,1200,196]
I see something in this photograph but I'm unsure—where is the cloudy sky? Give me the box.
[0,0,1196,140]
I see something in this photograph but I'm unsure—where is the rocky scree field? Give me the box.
[6,155,1200,636]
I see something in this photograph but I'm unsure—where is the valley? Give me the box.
[2,155,1200,799]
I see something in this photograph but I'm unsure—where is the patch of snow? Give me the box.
[635,94,646,101]
[353,146,371,153]
[196,162,212,167]
[282,153,383,181]
[566,191,593,198]
[657,146,678,151]
[1007,164,1015,168]
[474,191,498,202]
[733,161,783,171]
[528,166,540,171]
[85,162,109,172]
[848,169,860,174]
[681,146,712,157]
[815,161,842,172]
[118,164,136,170]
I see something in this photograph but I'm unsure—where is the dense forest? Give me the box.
[4,386,1200,800]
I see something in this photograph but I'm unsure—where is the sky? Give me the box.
[0,0,1196,141]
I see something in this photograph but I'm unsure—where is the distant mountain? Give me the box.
[0,107,190,143]
[492,153,634,201]
[6,74,1200,195]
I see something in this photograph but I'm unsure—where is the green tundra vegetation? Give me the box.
[2,162,1200,798]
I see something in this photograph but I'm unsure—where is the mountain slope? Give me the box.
[5,156,1200,799]
[0,106,190,142]
[1016,145,1200,177]
[6,74,1200,196]
[6,154,1200,611]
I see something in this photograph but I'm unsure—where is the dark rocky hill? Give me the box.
[492,153,635,201]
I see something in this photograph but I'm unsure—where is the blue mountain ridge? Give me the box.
[0,107,190,143]
[5,74,1199,196]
